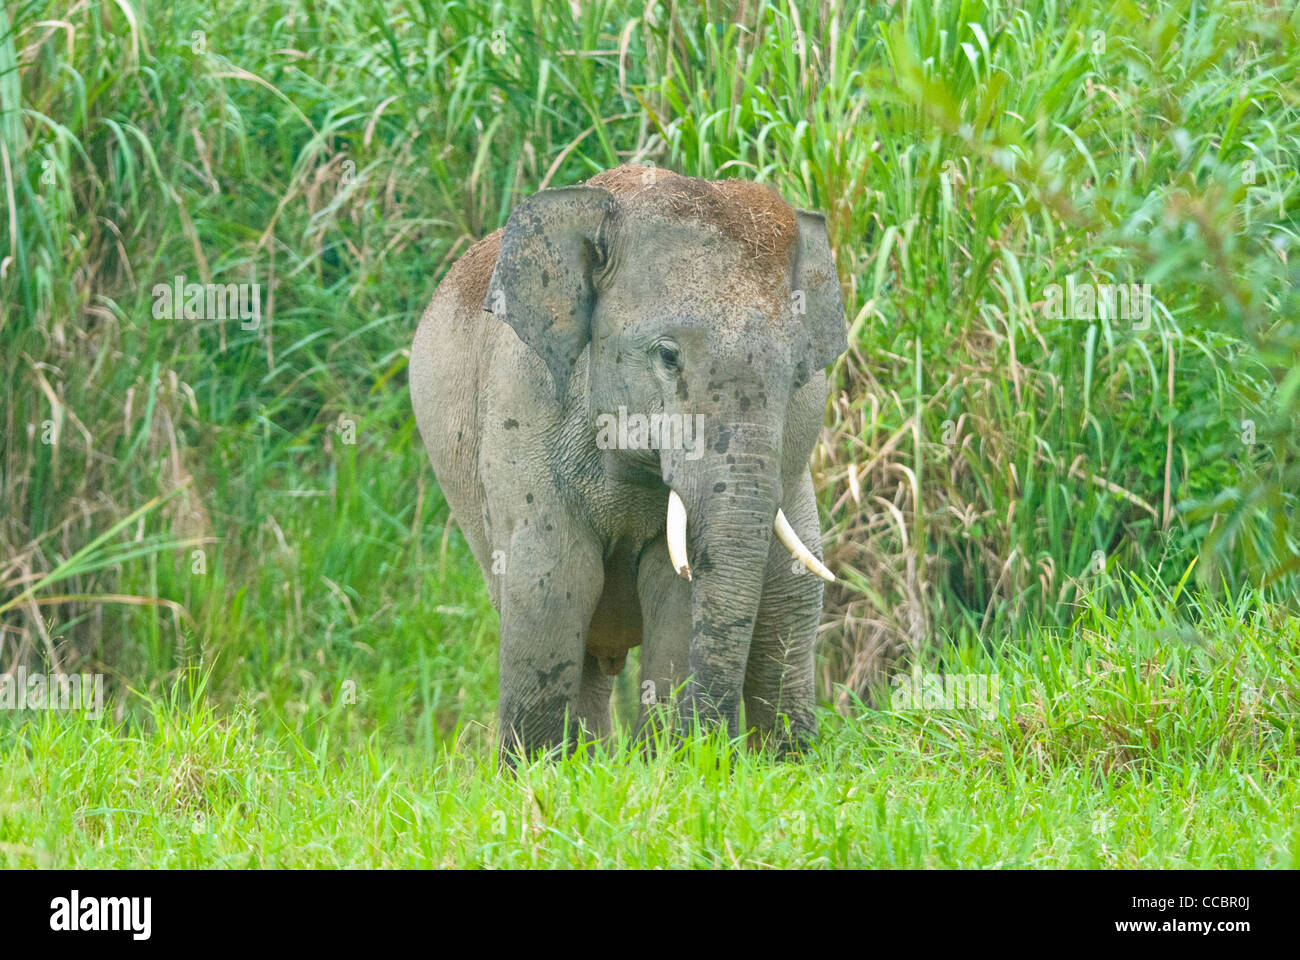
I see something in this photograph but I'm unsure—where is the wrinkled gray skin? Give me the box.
[410,165,846,759]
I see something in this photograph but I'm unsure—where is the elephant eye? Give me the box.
[656,344,682,372]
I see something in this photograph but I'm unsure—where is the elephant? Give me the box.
[409,164,846,760]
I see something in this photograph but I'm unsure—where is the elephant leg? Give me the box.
[744,471,822,754]
[496,523,604,762]
[634,535,692,737]
[575,652,615,740]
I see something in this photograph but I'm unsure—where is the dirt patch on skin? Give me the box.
[448,165,798,311]
[446,227,503,310]
[587,165,798,274]
[585,163,682,196]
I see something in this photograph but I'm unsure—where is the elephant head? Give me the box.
[483,168,846,734]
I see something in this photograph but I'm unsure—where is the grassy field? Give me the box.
[4,586,1298,868]
[1,0,1298,867]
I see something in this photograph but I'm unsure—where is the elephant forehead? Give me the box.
[602,278,792,346]
[607,217,793,309]
[617,175,799,263]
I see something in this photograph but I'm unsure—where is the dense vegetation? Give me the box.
[0,0,1296,867]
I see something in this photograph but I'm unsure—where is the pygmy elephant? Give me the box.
[410,164,846,758]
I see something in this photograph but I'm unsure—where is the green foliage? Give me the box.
[0,0,1297,867]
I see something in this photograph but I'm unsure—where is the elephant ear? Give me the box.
[791,209,848,387]
[483,185,615,402]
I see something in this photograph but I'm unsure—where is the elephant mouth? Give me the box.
[664,488,833,583]
[598,443,665,488]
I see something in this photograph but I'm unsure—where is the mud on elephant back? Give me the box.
[410,164,847,764]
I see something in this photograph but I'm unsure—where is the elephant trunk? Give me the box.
[663,427,783,736]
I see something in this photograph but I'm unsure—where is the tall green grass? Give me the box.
[1,0,1297,713]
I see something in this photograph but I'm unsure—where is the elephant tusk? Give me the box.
[666,489,693,581]
[774,509,835,582]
